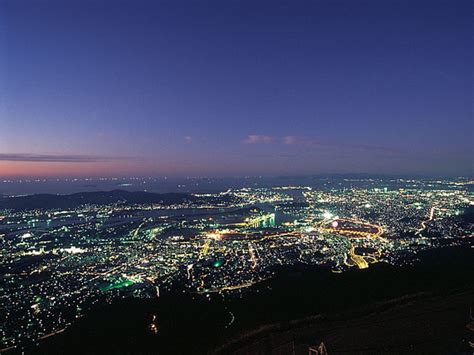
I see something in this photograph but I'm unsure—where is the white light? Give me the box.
[322,211,333,219]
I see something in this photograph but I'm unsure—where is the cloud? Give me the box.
[242,135,274,144]
[281,136,396,153]
[0,153,125,163]
[282,136,326,147]
[242,135,394,153]
[184,136,192,144]
[282,136,299,145]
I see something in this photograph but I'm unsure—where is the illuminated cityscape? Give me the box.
[1,177,472,351]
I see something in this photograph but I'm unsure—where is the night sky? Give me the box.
[1,0,472,177]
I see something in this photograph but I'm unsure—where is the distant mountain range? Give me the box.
[0,190,207,211]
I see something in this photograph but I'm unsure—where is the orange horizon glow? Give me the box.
[0,161,156,178]
[0,160,243,178]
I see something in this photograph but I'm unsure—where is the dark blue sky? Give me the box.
[1,0,472,177]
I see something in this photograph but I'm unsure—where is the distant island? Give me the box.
[0,190,231,211]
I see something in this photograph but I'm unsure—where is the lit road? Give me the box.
[319,218,385,270]
[248,243,257,269]
[348,246,369,269]
[416,206,435,236]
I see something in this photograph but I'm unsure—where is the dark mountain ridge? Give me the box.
[0,190,199,211]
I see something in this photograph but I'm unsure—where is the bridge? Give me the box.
[243,213,276,228]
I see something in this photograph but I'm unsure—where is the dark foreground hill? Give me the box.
[31,246,474,355]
